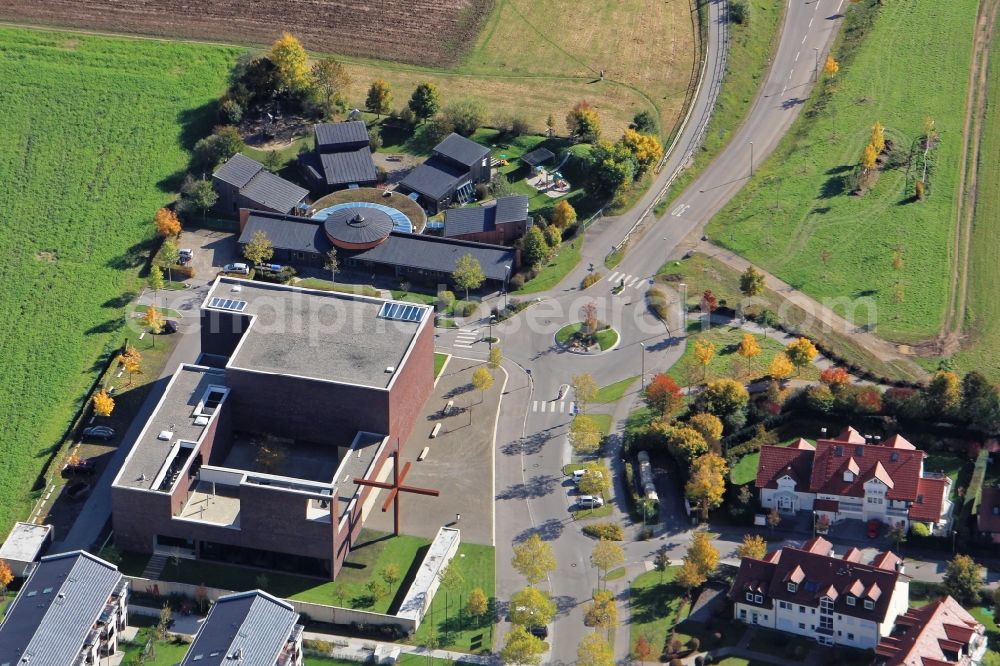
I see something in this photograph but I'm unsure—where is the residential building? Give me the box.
[0,551,129,665]
[180,590,303,666]
[730,536,909,648]
[0,521,53,577]
[111,278,435,579]
[212,153,309,215]
[443,195,530,245]
[301,121,378,193]
[977,486,1000,543]
[875,596,987,666]
[399,133,491,213]
[755,427,952,533]
[236,208,516,287]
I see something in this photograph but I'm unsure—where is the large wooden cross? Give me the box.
[353,441,440,536]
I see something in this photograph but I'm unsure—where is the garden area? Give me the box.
[556,321,619,352]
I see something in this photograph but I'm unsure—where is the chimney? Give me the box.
[895,559,905,575]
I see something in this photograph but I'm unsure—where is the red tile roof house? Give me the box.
[875,596,987,666]
[755,427,953,534]
[977,487,1000,544]
[729,536,911,649]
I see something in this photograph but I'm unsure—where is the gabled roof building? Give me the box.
[212,154,309,216]
[399,133,492,214]
[0,551,129,665]
[180,590,303,666]
[730,536,909,649]
[443,195,530,245]
[301,121,378,193]
[755,427,952,533]
[875,596,987,666]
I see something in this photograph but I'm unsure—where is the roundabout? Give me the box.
[554,322,620,354]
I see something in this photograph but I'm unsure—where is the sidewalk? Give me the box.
[300,631,495,664]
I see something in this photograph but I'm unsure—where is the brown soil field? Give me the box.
[0,0,493,66]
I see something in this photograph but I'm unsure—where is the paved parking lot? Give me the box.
[179,226,241,279]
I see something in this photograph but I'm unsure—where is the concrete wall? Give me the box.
[387,321,434,450]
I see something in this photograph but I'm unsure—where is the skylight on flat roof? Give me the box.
[378,301,424,323]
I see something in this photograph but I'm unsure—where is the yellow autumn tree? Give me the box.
[154,207,182,238]
[621,128,664,173]
[685,453,728,521]
[871,121,886,154]
[552,200,577,230]
[862,143,878,170]
[737,333,762,374]
[694,339,716,380]
[92,390,115,417]
[769,353,794,382]
[824,55,839,76]
[269,32,310,93]
[736,534,768,560]
[142,306,164,347]
[118,344,143,387]
[785,337,819,374]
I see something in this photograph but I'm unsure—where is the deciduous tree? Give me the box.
[522,226,551,268]
[243,229,274,266]
[438,562,465,621]
[0,560,13,599]
[569,414,602,455]
[654,424,708,466]
[452,253,485,300]
[943,554,983,605]
[685,453,728,520]
[466,587,489,626]
[739,265,765,299]
[571,372,599,414]
[511,534,557,585]
[142,305,164,346]
[310,57,350,118]
[961,371,1000,432]
[644,373,684,418]
[871,121,886,154]
[501,625,546,666]
[736,534,767,560]
[92,390,115,417]
[578,461,611,498]
[118,344,143,387]
[488,346,503,370]
[767,506,781,531]
[927,370,961,419]
[154,207,182,238]
[769,353,794,382]
[687,530,720,576]
[785,338,818,374]
[149,265,165,308]
[181,176,218,220]
[687,413,723,445]
[577,632,614,666]
[566,100,601,142]
[365,79,392,118]
[653,545,670,582]
[621,128,663,173]
[694,339,716,380]
[634,635,653,663]
[472,367,493,404]
[820,367,850,388]
[591,540,625,588]
[510,585,556,627]
[381,564,400,586]
[737,333,761,374]
[862,143,878,170]
[694,379,749,427]
[324,248,339,285]
[552,200,577,229]
[584,589,618,636]
[160,237,180,282]
[268,32,310,93]
[408,82,441,123]
[824,55,840,76]
[675,559,706,595]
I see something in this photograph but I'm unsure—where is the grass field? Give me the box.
[435,353,450,378]
[951,33,1000,377]
[705,0,979,344]
[667,322,821,387]
[595,376,640,403]
[120,616,192,665]
[0,28,237,535]
[515,237,583,294]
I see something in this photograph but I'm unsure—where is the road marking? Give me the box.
[789,68,795,79]
[531,400,575,413]
[559,402,565,413]
[671,203,690,216]
[808,17,814,27]
[609,271,622,282]
[795,51,800,62]
[532,401,537,412]
[802,34,808,44]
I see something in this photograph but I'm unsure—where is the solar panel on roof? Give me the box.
[378,301,425,323]
[208,297,248,312]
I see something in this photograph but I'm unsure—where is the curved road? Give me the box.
[434,0,847,662]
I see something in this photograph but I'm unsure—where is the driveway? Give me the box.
[179,226,241,279]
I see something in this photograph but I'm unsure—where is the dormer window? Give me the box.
[855,445,864,456]
[835,446,843,457]
[746,592,754,602]
[891,452,899,462]
[844,471,855,482]
[916,495,924,504]
[864,600,874,610]
[754,594,764,603]
[846,596,856,606]
[993,506,999,516]
[787,582,798,593]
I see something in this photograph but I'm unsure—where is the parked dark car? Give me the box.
[62,459,96,478]
[66,482,92,501]
[160,320,178,334]
[529,625,548,639]
[82,425,115,441]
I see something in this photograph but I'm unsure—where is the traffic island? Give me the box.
[555,322,620,354]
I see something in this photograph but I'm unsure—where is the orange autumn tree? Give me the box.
[92,389,115,417]
[644,373,683,418]
[0,560,12,598]
[154,207,182,238]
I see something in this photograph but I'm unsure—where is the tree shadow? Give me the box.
[501,430,551,457]
[106,239,155,271]
[826,165,852,175]
[552,594,579,616]
[819,174,846,198]
[86,318,125,336]
[514,518,566,543]
[853,288,878,298]
[103,293,136,309]
[177,100,221,151]
[444,384,474,399]
[495,474,558,501]
[811,206,832,215]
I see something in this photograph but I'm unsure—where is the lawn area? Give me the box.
[514,237,583,294]
[0,28,238,535]
[924,452,971,502]
[587,413,613,436]
[119,616,192,666]
[667,322,821,387]
[630,568,744,660]
[729,452,760,486]
[595,376,640,404]
[296,278,381,297]
[434,353,449,378]
[656,255,926,382]
[148,531,430,612]
[390,289,478,318]
[343,0,697,141]
[660,0,785,213]
[952,33,1000,379]
[410,544,496,654]
[705,0,980,343]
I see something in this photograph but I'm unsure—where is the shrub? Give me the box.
[436,290,455,311]
[442,99,486,136]
[456,301,479,318]
[582,273,602,289]
[688,637,700,651]
[910,522,930,537]
[219,99,243,125]
[509,273,526,290]
[422,116,455,145]
[510,116,531,136]
[474,183,489,200]
[647,287,669,320]
[582,522,624,541]
[729,0,748,24]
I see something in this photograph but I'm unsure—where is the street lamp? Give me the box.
[503,264,511,310]
[488,314,496,349]
[678,283,688,334]
[749,141,754,177]
[640,342,646,388]
[456,513,461,523]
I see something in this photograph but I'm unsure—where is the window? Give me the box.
[864,600,875,610]
[820,616,833,630]
[755,594,764,603]
[746,592,753,602]
[835,446,843,457]
[798,623,805,629]
[917,495,924,504]
[848,633,855,641]
[779,601,790,610]
[740,609,747,620]
[844,471,855,482]
[787,582,798,593]
[820,598,833,614]
[891,452,899,462]
[855,445,864,456]
[800,606,806,613]
[846,596,856,606]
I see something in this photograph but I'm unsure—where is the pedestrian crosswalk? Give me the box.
[532,400,576,414]
[454,328,478,348]
[606,271,650,291]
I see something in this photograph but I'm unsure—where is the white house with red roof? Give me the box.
[729,536,910,648]
[755,427,952,533]
[875,596,987,666]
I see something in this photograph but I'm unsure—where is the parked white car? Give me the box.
[578,495,604,509]
[222,262,250,275]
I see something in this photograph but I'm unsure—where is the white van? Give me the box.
[578,495,604,509]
